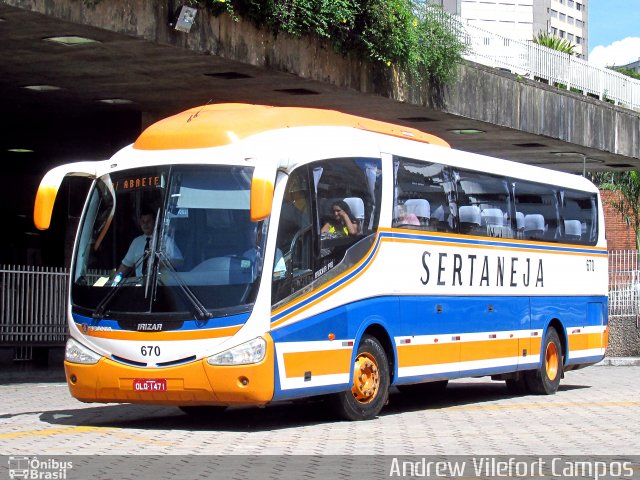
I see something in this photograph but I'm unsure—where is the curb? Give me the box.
[596,357,640,366]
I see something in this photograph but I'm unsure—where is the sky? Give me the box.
[588,0,640,67]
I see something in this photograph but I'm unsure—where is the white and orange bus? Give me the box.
[34,104,608,420]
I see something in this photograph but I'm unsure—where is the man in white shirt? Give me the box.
[116,208,182,278]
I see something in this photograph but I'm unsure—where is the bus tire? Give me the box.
[505,377,528,395]
[525,327,563,395]
[331,334,390,421]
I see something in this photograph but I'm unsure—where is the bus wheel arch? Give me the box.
[525,321,564,395]
[331,325,393,421]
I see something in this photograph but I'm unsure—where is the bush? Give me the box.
[207,0,467,85]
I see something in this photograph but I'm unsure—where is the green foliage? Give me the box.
[593,171,640,250]
[609,67,640,81]
[532,32,576,56]
[206,0,467,85]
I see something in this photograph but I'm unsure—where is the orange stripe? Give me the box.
[380,227,607,254]
[397,343,460,367]
[387,234,607,257]
[79,324,241,341]
[283,349,352,377]
[568,332,606,351]
[461,338,520,362]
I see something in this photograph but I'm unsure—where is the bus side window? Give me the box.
[393,157,453,232]
[513,180,561,242]
[455,169,513,238]
[559,190,598,245]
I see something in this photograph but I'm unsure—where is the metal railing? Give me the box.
[0,265,68,346]
[425,5,640,111]
[608,250,640,325]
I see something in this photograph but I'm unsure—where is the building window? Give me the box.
[551,27,558,35]
[576,2,582,11]
[576,19,583,27]
[576,36,582,44]
[568,33,574,42]
[559,30,565,38]
[559,12,566,22]
[567,16,574,25]
[568,0,574,7]
[550,9,558,17]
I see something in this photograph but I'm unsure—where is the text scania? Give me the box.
[421,251,544,288]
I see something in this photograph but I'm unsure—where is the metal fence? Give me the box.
[424,5,640,111]
[608,250,640,326]
[0,265,69,351]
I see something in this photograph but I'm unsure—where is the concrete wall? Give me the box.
[8,0,640,162]
[607,317,640,357]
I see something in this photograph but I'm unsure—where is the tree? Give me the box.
[532,32,576,55]
[593,171,640,250]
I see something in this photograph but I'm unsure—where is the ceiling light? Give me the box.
[205,72,253,80]
[552,151,584,157]
[399,116,436,123]
[44,36,99,46]
[514,142,546,148]
[7,148,34,153]
[274,88,320,95]
[99,98,134,105]
[23,85,62,92]
[448,129,485,135]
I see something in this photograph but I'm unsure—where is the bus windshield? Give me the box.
[71,165,265,319]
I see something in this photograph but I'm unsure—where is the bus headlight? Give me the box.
[207,337,266,366]
[65,337,101,365]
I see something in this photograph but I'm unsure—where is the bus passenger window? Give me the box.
[513,180,561,242]
[393,157,454,232]
[559,190,598,245]
[455,169,512,238]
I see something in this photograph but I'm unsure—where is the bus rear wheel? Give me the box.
[331,334,390,421]
[525,327,563,395]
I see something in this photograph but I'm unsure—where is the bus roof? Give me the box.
[133,103,450,151]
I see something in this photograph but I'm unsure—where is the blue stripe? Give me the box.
[388,230,607,255]
[72,312,249,331]
[271,234,384,323]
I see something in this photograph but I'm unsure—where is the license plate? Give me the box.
[133,378,167,392]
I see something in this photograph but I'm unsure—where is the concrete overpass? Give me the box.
[1,0,639,264]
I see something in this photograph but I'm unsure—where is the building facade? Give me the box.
[428,0,589,58]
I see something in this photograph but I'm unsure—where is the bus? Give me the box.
[34,103,608,421]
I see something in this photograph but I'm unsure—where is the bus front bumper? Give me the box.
[64,337,275,406]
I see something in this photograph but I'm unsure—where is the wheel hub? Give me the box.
[351,352,379,404]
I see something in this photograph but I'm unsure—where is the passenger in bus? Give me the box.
[321,200,359,236]
[115,207,182,280]
[394,204,420,227]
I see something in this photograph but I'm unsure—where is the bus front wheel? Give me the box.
[525,327,563,395]
[331,334,390,421]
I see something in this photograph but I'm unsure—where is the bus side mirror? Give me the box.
[33,161,98,230]
[250,177,274,222]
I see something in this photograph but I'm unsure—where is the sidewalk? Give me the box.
[597,356,640,366]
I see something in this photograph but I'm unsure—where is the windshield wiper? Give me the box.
[92,253,149,319]
[156,251,213,320]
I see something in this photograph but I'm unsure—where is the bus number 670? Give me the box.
[141,346,160,357]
